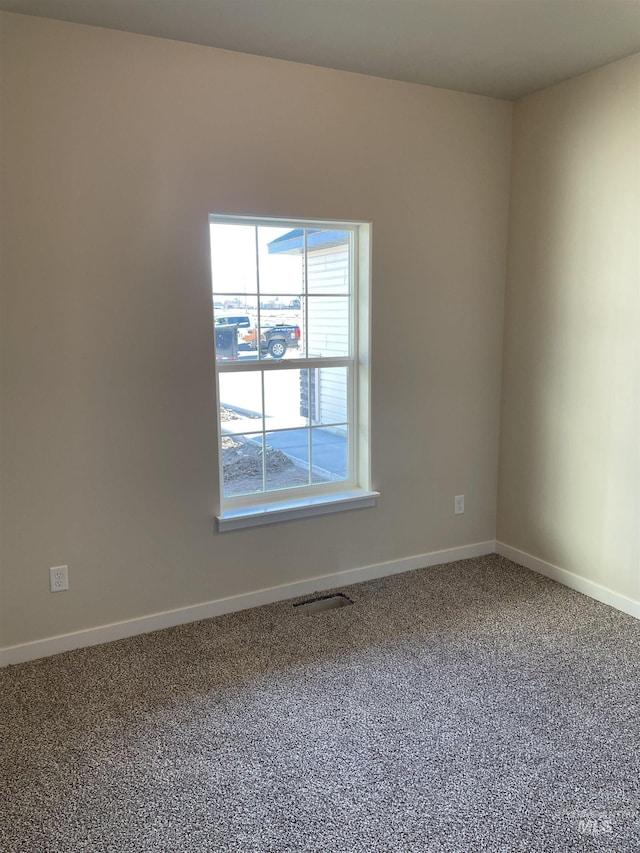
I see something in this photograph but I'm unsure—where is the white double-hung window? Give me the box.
[210,215,376,531]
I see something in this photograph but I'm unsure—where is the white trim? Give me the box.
[212,215,372,521]
[217,488,380,531]
[496,541,640,620]
[0,540,495,667]
[216,356,350,373]
[209,213,366,231]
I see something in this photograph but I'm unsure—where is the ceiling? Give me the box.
[1,0,640,100]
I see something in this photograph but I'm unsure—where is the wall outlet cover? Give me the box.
[50,565,69,592]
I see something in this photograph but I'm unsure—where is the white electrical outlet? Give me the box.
[454,495,465,515]
[49,565,69,592]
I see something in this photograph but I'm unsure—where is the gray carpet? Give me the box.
[2,554,640,852]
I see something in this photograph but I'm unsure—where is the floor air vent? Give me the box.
[294,593,353,616]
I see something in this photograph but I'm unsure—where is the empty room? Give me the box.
[1,1,639,850]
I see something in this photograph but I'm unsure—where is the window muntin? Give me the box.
[210,215,370,518]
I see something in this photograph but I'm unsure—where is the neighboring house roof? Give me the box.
[268,229,350,255]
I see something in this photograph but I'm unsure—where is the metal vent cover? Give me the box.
[294,593,353,616]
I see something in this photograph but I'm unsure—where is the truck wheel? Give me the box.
[268,339,287,359]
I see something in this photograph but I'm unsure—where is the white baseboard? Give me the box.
[0,540,495,667]
[496,541,640,620]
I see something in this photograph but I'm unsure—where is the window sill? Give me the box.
[217,489,379,532]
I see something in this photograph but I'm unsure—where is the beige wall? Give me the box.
[498,55,640,602]
[0,14,512,649]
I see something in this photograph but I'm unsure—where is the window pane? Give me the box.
[306,296,350,358]
[309,367,348,426]
[210,223,257,297]
[213,304,258,360]
[258,309,302,360]
[218,372,263,424]
[212,295,258,314]
[222,432,264,498]
[264,429,310,491]
[214,323,240,361]
[264,369,307,430]
[258,226,305,296]
[311,425,348,484]
[306,229,351,295]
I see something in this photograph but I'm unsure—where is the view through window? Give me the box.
[210,215,371,519]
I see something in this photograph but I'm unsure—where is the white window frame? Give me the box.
[211,214,377,531]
